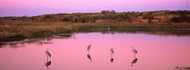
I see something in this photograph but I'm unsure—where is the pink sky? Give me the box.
[0,0,189,16]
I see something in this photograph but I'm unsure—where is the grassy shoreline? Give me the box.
[1,10,190,42]
[1,22,190,42]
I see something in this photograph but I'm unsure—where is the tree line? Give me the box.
[1,10,190,24]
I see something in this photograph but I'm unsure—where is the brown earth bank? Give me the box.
[0,10,190,42]
[0,10,190,24]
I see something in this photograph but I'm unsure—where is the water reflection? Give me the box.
[100,31,190,36]
[0,38,54,48]
[0,35,74,48]
[131,58,138,66]
[0,32,190,70]
[45,61,51,69]
[176,66,190,70]
[110,48,114,63]
[45,48,52,69]
[35,38,53,46]
[87,54,92,63]
[87,42,92,63]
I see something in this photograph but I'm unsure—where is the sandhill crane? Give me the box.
[111,48,114,54]
[87,42,92,51]
[46,48,51,57]
[131,46,138,54]
[131,46,138,58]
[87,44,91,51]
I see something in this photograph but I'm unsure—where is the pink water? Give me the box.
[0,32,190,70]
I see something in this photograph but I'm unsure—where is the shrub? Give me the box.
[170,14,190,23]
[139,13,143,16]
[62,17,71,22]
[101,10,116,15]
[44,15,53,19]
[56,27,73,33]
[31,30,52,38]
[142,14,154,19]
[0,34,26,42]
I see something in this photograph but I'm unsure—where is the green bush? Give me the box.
[0,34,26,42]
[31,30,52,38]
[101,10,116,15]
[56,27,73,33]
[142,14,154,19]
[170,14,190,23]
[62,17,70,22]
[44,15,53,19]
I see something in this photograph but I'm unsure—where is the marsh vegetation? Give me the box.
[0,10,190,42]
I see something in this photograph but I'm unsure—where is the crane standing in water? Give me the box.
[131,46,138,57]
[46,48,51,57]
[87,42,92,51]
[111,48,114,54]
[87,44,91,51]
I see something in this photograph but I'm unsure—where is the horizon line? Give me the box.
[0,9,188,17]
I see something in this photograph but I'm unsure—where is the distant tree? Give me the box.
[62,17,70,22]
[80,16,89,23]
[101,10,116,15]
[142,14,154,19]
[101,10,107,15]
[110,10,116,14]
[115,13,129,21]
[170,14,190,23]
[44,15,53,19]
[139,13,143,16]
[142,13,155,24]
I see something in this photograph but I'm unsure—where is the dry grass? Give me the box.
[0,22,73,42]
[1,10,190,42]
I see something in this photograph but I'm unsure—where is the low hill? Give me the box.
[1,10,190,24]
[0,10,190,42]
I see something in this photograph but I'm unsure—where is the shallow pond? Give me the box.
[0,32,190,70]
